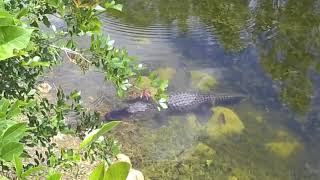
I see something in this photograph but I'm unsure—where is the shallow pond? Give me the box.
[46,0,320,179]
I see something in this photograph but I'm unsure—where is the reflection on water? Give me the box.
[47,0,320,179]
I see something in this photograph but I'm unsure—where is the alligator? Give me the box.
[104,92,245,120]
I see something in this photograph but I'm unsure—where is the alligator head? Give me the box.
[105,101,155,121]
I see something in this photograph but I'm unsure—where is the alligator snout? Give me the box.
[104,108,132,121]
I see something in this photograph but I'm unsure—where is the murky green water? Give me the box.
[46,0,320,179]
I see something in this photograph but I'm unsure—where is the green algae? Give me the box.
[265,141,301,159]
[228,176,238,180]
[113,102,309,179]
[186,114,201,130]
[191,142,216,161]
[190,70,217,92]
[206,106,245,138]
[265,130,303,159]
[153,67,176,81]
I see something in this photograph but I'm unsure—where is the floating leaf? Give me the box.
[0,26,34,60]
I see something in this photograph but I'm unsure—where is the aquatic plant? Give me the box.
[153,67,176,82]
[206,106,245,138]
[115,101,311,179]
[134,76,158,97]
[265,130,303,159]
[265,141,301,159]
[190,70,217,92]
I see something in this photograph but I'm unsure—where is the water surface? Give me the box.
[47,0,320,179]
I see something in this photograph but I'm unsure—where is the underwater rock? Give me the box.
[265,141,300,159]
[206,107,245,138]
[190,70,217,92]
[194,143,216,159]
[184,142,216,166]
[265,130,302,159]
[153,67,176,81]
[228,176,238,180]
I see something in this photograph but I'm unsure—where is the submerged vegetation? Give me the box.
[205,107,245,138]
[190,70,218,92]
[115,103,308,179]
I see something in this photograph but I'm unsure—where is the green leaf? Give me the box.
[0,10,15,26]
[14,155,23,177]
[105,1,123,11]
[22,56,50,67]
[6,100,24,119]
[0,26,34,61]
[46,172,62,180]
[0,16,15,26]
[159,102,168,109]
[46,0,60,8]
[89,162,105,180]
[42,15,51,27]
[104,162,130,180]
[22,166,45,178]
[0,1,4,10]
[112,4,123,11]
[0,99,10,119]
[15,8,28,19]
[70,90,81,101]
[0,142,23,161]
[0,11,13,19]
[1,122,27,143]
[80,121,120,149]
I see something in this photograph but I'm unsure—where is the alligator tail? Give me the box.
[212,94,246,105]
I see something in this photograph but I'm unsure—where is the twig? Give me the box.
[50,45,91,64]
